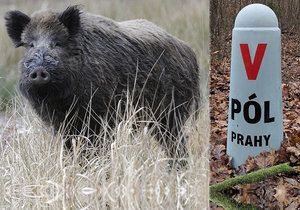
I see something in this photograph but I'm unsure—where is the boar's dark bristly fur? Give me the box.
[5,6,200,159]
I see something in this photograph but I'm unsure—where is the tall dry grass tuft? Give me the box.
[0,0,209,208]
[0,95,209,209]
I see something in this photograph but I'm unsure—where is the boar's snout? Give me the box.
[29,67,50,85]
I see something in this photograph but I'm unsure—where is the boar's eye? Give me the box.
[29,42,34,48]
[50,41,62,48]
[55,42,62,47]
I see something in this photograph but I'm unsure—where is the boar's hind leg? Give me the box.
[157,108,189,169]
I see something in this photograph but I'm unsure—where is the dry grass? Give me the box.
[1,96,209,209]
[0,0,209,209]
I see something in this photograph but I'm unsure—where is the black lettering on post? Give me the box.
[231,98,241,120]
[244,135,253,147]
[232,131,236,142]
[264,135,271,146]
[254,135,262,147]
[237,134,244,145]
[244,93,261,124]
[264,101,275,123]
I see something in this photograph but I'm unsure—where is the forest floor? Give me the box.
[210,33,300,209]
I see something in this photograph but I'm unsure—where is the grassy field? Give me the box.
[0,0,209,209]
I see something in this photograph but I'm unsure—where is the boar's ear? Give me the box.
[59,5,81,37]
[5,10,31,47]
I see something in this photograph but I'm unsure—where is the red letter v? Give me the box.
[240,43,267,80]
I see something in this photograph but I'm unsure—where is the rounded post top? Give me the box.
[234,4,278,28]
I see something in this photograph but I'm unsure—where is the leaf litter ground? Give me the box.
[210,33,300,209]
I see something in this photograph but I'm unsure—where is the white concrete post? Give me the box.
[227,4,283,168]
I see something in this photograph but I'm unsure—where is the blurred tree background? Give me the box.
[210,0,300,56]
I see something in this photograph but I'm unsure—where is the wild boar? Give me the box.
[5,5,200,160]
